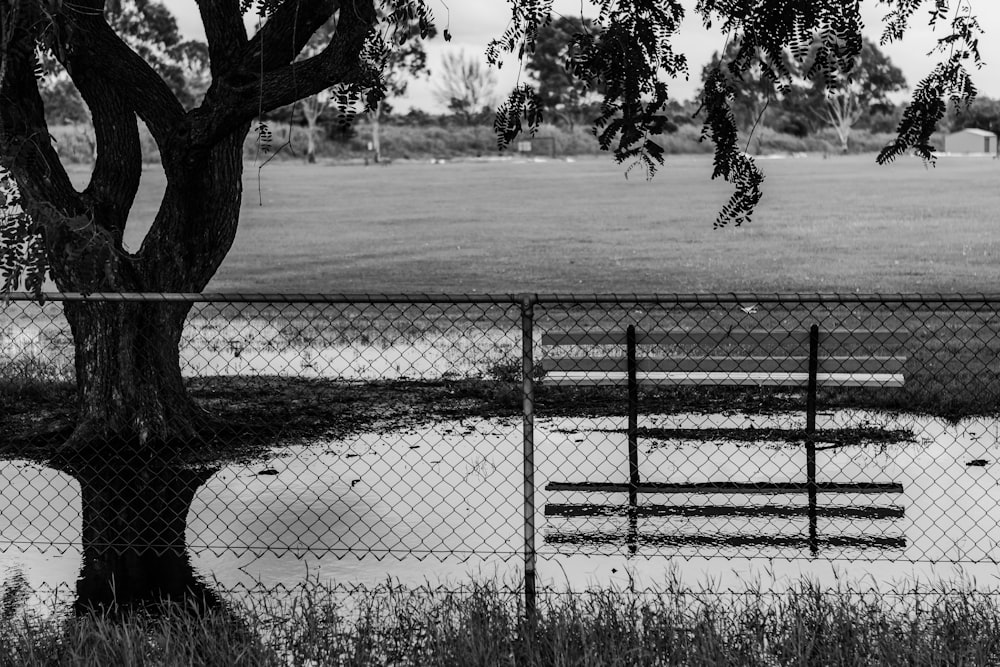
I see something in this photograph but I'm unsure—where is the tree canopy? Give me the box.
[433,50,499,124]
[803,37,908,152]
[700,35,908,152]
[524,15,600,129]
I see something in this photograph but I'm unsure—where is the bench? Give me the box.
[540,324,907,553]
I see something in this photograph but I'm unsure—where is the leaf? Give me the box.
[493,84,543,149]
[643,139,664,162]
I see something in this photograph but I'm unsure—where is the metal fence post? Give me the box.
[626,324,639,510]
[521,294,537,618]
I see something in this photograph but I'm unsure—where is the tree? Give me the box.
[368,18,434,162]
[433,50,499,126]
[293,16,340,163]
[284,10,432,163]
[700,37,788,134]
[0,1,987,458]
[948,96,1000,135]
[524,15,598,131]
[803,37,907,152]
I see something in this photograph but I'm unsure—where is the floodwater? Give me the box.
[4,409,1000,614]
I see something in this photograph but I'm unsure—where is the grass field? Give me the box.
[76,152,1000,294]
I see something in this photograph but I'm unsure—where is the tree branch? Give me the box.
[194,0,248,76]
[60,7,185,158]
[193,1,374,151]
[69,61,142,243]
[0,10,79,214]
[244,0,341,72]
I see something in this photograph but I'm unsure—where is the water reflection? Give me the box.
[544,500,907,556]
[53,454,220,614]
[0,411,998,608]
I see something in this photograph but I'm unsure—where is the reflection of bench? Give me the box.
[541,325,906,553]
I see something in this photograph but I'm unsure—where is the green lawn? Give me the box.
[93,153,1000,294]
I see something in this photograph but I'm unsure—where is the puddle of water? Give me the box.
[4,410,1000,613]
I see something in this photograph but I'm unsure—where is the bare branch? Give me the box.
[194,1,374,149]
[60,9,185,155]
[244,0,341,71]
[0,7,79,214]
[71,67,142,242]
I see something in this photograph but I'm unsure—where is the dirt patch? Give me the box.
[1,377,523,465]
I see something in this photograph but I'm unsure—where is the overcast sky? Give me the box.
[164,1,1000,112]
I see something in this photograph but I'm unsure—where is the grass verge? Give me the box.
[4,576,1000,666]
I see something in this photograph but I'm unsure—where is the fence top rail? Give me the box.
[0,292,523,305]
[4,292,1000,305]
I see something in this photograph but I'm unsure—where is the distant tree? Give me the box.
[862,104,905,134]
[171,38,211,109]
[802,37,907,152]
[524,15,597,131]
[948,96,1000,135]
[292,11,432,163]
[293,17,339,163]
[368,17,434,162]
[400,106,438,127]
[104,0,209,109]
[701,37,790,135]
[433,50,498,126]
[37,1,208,122]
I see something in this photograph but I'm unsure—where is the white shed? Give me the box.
[945,128,998,154]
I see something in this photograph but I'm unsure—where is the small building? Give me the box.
[945,128,998,155]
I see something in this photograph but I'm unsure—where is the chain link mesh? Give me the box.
[534,295,1000,566]
[3,293,1000,603]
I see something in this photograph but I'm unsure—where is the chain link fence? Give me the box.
[3,293,1000,609]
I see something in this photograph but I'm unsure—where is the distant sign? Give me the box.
[517,141,532,153]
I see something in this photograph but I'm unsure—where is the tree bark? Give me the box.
[62,299,200,452]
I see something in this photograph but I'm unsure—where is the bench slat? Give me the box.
[542,371,905,388]
[545,481,904,494]
[543,532,906,550]
[544,503,904,520]
[542,329,902,348]
[542,356,905,374]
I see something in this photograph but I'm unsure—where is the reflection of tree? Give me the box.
[1,568,31,621]
[53,452,222,616]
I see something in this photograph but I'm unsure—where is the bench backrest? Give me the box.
[541,328,906,388]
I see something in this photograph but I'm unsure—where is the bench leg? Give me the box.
[627,325,639,512]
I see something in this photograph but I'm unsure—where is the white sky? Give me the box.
[164,1,1000,112]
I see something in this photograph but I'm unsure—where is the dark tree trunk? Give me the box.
[61,300,200,453]
[49,131,248,456]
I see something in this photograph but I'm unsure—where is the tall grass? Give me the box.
[5,576,1000,666]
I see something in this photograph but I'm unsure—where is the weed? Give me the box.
[5,577,1000,666]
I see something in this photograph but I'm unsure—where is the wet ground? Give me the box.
[4,408,1000,614]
